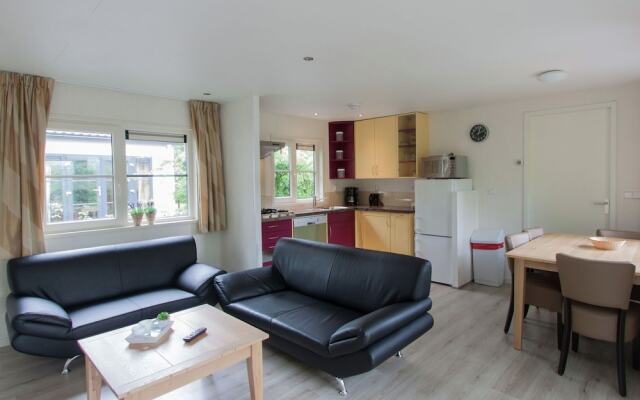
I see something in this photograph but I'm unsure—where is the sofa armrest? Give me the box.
[6,294,71,332]
[328,298,432,357]
[177,263,226,304]
[213,266,286,306]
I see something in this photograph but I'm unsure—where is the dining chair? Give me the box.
[557,253,640,397]
[596,229,640,303]
[524,227,544,240]
[597,229,640,240]
[504,232,563,348]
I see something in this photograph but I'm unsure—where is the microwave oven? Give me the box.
[420,154,468,179]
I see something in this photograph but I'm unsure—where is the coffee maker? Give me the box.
[344,187,358,206]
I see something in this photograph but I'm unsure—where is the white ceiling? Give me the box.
[1,0,639,119]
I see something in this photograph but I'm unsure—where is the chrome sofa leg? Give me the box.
[396,351,403,358]
[61,355,81,375]
[335,377,347,396]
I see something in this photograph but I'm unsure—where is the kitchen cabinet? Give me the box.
[262,219,293,253]
[329,121,355,179]
[328,210,355,247]
[373,116,399,178]
[355,211,414,256]
[390,212,415,256]
[354,119,376,178]
[354,112,428,179]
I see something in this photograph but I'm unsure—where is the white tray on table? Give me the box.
[125,320,174,344]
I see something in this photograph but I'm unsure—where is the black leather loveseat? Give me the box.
[5,236,224,363]
[213,238,433,394]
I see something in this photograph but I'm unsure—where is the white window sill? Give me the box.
[45,219,198,239]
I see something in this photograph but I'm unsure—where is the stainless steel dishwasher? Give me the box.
[293,214,327,243]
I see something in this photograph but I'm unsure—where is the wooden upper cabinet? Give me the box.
[373,116,399,178]
[354,112,428,179]
[355,119,376,179]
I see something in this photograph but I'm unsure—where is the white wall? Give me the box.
[429,81,640,235]
[0,84,261,347]
[221,96,262,269]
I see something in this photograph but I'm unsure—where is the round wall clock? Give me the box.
[469,124,489,142]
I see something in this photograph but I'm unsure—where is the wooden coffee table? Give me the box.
[78,304,268,400]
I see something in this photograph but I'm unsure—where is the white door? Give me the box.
[524,103,614,235]
[415,234,452,285]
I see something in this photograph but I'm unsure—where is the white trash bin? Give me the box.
[471,229,506,287]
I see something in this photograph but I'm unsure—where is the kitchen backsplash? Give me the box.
[261,190,414,210]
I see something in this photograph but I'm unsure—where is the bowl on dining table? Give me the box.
[589,236,626,250]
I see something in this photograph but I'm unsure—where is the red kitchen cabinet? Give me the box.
[262,219,293,253]
[328,210,355,247]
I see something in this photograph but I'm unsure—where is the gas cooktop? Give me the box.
[261,208,294,219]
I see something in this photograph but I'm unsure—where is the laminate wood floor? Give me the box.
[1,283,638,400]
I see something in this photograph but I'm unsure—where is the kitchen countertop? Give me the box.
[262,206,414,222]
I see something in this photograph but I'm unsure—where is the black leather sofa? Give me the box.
[214,238,433,393]
[5,236,224,361]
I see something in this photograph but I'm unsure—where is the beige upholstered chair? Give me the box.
[524,226,544,240]
[557,253,640,397]
[596,229,640,303]
[597,229,640,240]
[504,232,563,348]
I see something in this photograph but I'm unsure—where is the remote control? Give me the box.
[183,327,207,342]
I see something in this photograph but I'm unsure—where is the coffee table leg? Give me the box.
[247,343,263,400]
[85,357,102,400]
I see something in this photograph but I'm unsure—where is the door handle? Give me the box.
[594,199,610,214]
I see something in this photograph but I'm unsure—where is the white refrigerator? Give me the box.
[414,179,478,288]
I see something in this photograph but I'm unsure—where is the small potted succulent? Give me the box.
[153,311,171,330]
[144,201,157,225]
[129,202,144,226]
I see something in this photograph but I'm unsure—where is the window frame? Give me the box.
[44,119,197,234]
[272,139,322,205]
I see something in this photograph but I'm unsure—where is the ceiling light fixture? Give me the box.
[303,56,314,62]
[314,112,319,116]
[537,69,568,83]
[358,113,363,118]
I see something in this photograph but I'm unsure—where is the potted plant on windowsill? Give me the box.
[145,201,157,225]
[129,202,144,226]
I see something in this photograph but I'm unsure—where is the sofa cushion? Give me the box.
[224,291,319,332]
[69,298,142,339]
[117,236,198,295]
[127,288,200,319]
[273,238,432,313]
[270,301,362,357]
[7,246,121,308]
[272,239,337,299]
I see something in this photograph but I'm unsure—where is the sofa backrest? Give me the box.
[272,238,431,313]
[7,236,197,308]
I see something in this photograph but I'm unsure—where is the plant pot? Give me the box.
[146,212,156,225]
[131,214,143,226]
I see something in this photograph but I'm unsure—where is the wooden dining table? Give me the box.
[505,233,640,350]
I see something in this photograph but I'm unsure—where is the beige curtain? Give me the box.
[0,72,55,258]
[189,100,227,233]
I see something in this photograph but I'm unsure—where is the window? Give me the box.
[125,131,189,219]
[273,141,320,202]
[295,144,316,200]
[44,126,194,233]
[45,130,115,224]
